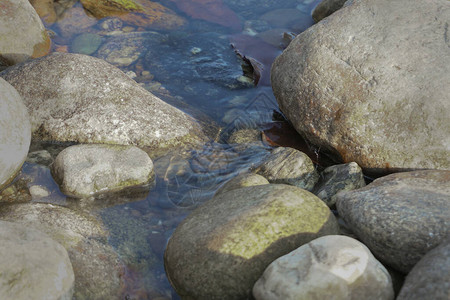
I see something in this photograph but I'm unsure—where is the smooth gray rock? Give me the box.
[165,184,339,299]
[0,0,50,70]
[255,147,319,191]
[51,144,154,197]
[272,0,450,171]
[0,53,207,155]
[0,220,74,300]
[0,78,31,190]
[0,203,126,299]
[336,170,450,273]
[215,173,269,196]
[313,162,366,206]
[253,235,394,300]
[397,238,450,300]
[312,0,347,22]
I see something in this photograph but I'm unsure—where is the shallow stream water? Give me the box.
[19,0,325,298]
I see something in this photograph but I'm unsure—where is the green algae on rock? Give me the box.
[165,184,339,299]
[71,33,103,55]
[80,0,186,30]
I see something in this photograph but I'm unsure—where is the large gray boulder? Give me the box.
[0,78,31,190]
[336,170,450,273]
[165,184,339,299]
[0,203,126,299]
[271,0,450,172]
[0,53,208,155]
[397,237,450,300]
[0,0,51,70]
[253,235,394,300]
[51,144,154,197]
[0,220,74,300]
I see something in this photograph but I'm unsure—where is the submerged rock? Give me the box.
[336,170,450,273]
[224,0,300,20]
[253,235,394,300]
[56,6,98,38]
[0,53,207,155]
[51,144,154,198]
[0,78,31,190]
[165,184,339,299]
[271,0,450,171]
[0,0,51,70]
[71,33,103,55]
[96,31,165,67]
[144,32,249,97]
[80,0,186,30]
[0,220,74,300]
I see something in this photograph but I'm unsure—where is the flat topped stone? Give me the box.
[51,144,154,198]
[0,53,208,155]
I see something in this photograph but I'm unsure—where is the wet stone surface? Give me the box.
[144,32,252,99]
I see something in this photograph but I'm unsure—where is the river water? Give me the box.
[23,0,323,298]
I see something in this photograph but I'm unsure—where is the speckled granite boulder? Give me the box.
[0,78,31,190]
[397,237,450,300]
[0,220,74,300]
[336,170,450,273]
[0,53,208,155]
[255,147,319,191]
[51,144,154,197]
[253,235,394,300]
[165,184,339,299]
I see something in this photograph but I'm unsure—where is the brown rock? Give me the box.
[271,0,450,171]
[80,0,186,30]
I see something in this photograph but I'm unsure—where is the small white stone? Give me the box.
[29,185,50,198]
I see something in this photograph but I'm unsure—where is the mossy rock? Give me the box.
[165,184,339,299]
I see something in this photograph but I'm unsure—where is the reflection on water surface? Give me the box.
[23,0,321,297]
